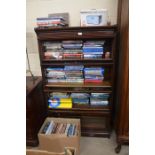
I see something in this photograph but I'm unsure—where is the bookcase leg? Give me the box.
[115,143,122,153]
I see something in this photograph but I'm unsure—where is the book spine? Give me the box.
[67,124,73,136]
[83,48,103,53]
[45,121,53,134]
[65,124,71,135]
[84,79,103,83]
[51,122,57,134]
[41,121,50,134]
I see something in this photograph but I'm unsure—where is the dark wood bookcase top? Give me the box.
[35,25,117,32]
[35,26,117,137]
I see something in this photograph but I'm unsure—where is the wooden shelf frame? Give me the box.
[35,26,117,138]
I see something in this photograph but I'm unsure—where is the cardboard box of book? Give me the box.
[26,147,76,155]
[38,117,80,155]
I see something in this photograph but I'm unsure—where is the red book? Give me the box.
[84,79,103,83]
[63,53,83,56]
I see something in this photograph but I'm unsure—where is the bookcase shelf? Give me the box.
[48,105,111,111]
[42,58,113,62]
[35,26,117,138]
[45,81,112,88]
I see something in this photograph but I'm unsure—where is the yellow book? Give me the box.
[48,98,72,109]
[58,102,72,108]
[60,98,72,103]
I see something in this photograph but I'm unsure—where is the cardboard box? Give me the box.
[38,117,80,155]
[80,9,108,26]
[26,147,76,155]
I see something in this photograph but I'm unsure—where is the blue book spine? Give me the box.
[83,47,104,53]
[46,68,64,71]
[84,68,104,72]
[83,52,103,54]
[67,124,73,136]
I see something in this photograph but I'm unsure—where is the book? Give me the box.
[45,121,54,134]
[62,40,83,44]
[51,122,58,134]
[64,65,84,71]
[36,17,66,27]
[83,47,103,53]
[66,79,84,83]
[83,40,105,46]
[46,67,64,71]
[44,42,62,50]
[84,55,103,59]
[47,79,66,83]
[91,93,110,99]
[84,79,103,83]
[60,123,67,134]
[67,124,73,136]
[48,98,72,109]
[63,49,83,53]
[85,75,104,80]
[44,51,63,59]
[90,99,109,106]
[71,93,90,98]
[50,92,69,98]
[41,121,51,134]
[55,123,61,134]
[72,98,89,104]
[65,124,71,135]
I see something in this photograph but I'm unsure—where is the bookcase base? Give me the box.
[81,131,110,138]
[26,139,39,147]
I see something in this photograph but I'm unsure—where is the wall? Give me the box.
[26,0,118,76]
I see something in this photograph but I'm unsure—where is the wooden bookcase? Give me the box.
[35,26,117,137]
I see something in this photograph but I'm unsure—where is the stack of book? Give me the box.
[64,65,84,83]
[62,41,83,59]
[41,121,77,136]
[71,93,90,105]
[44,42,63,59]
[82,41,105,59]
[46,67,66,83]
[84,67,104,83]
[36,17,66,27]
[90,93,110,106]
[48,98,72,109]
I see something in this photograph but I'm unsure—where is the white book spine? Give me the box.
[45,121,54,134]
[65,124,70,135]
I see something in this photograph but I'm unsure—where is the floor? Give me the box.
[27,132,129,155]
[80,132,129,155]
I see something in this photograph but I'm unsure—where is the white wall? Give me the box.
[26,0,118,76]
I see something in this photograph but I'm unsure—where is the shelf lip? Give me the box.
[48,106,111,111]
[41,62,114,66]
[45,82,112,88]
[42,59,113,63]
[35,25,118,32]
[43,89,112,93]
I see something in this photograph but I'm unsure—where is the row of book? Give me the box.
[37,17,66,27]
[46,66,104,84]
[48,92,110,108]
[41,121,77,136]
[43,40,110,60]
